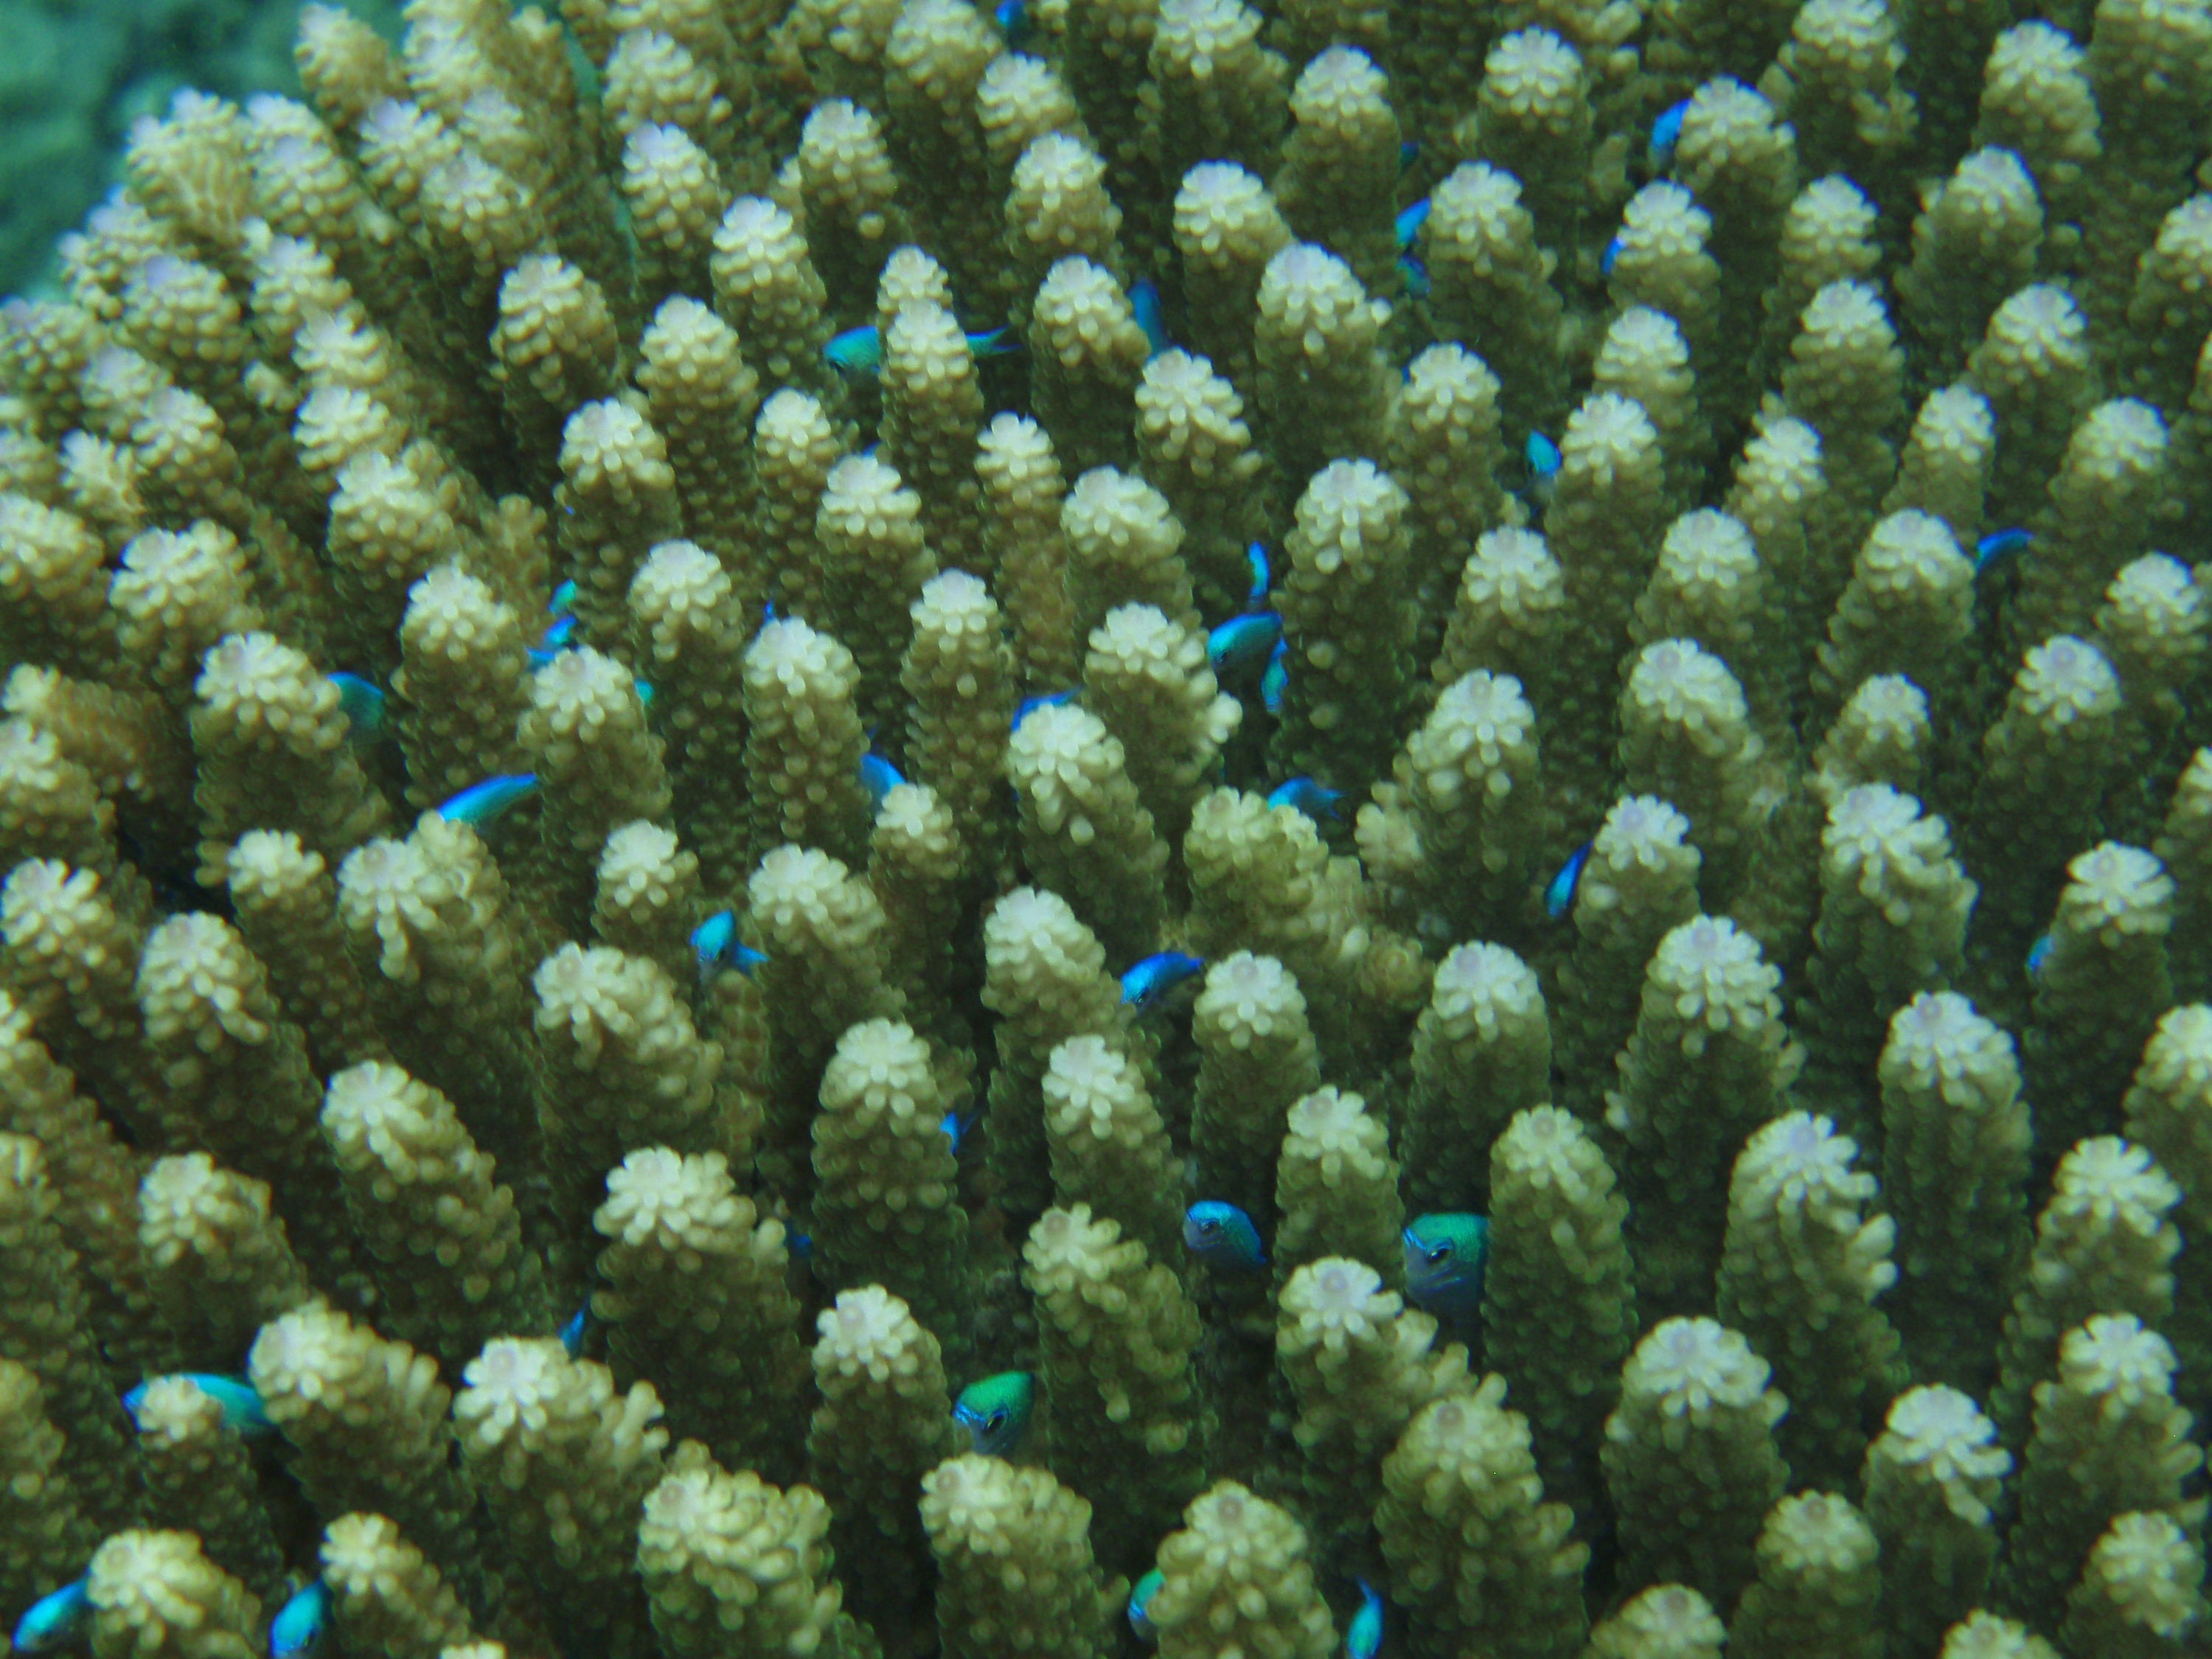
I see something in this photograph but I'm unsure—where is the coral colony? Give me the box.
[7,0,2212,1655]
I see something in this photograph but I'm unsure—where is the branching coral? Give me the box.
[4,1,2212,1653]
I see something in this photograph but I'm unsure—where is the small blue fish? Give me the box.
[1183,1200,1266,1270]
[789,1230,812,1261]
[557,1304,588,1357]
[1649,97,1690,173]
[1398,252,1430,300]
[692,909,768,978]
[1133,277,1169,359]
[1267,777,1343,824]
[1525,430,1562,504]
[328,672,386,741]
[550,579,578,614]
[1261,637,1288,715]
[1208,611,1283,681]
[12,1578,90,1654]
[1545,841,1593,920]
[1399,139,1419,173]
[953,1370,1035,1457]
[940,1108,969,1153]
[1245,543,1270,608]
[122,1373,272,1438]
[526,613,580,669]
[826,325,886,374]
[826,324,1017,377]
[1601,233,1624,278]
[434,773,539,829]
[970,329,1020,358]
[1128,1568,1164,1643]
[860,751,905,807]
[1014,690,1077,731]
[269,1581,331,1659]
[2028,932,2055,978]
[1975,527,2031,574]
[995,0,1029,44]
[1403,1212,1489,1322]
[1121,950,1206,1014]
[1347,1579,1385,1659]
[635,678,655,709]
[1395,196,1430,250]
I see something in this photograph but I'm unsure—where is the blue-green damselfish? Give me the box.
[1183,1200,1266,1271]
[1127,1568,1164,1644]
[269,1582,332,1659]
[1402,1212,1489,1322]
[122,1373,272,1437]
[953,1370,1034,1457]
[11,1579,89,1654]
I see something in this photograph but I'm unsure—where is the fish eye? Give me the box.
[985,1408,1008,1432]
[1427,1244,1451,1265]
[1195,1218,1218,1235]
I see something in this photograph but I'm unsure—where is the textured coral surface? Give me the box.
[5,0,2212,1656]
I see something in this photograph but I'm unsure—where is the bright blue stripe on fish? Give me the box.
[1546,841,1593,919]
[434,773,539,828]
[1267,778,1342,824]
[1121,951,1206,1012]
[1208,612,1283,681]
[1976,527,2031,574]
[1649,98,1689,171]
[12,1578,90,1654]
[1395,196,1430,250]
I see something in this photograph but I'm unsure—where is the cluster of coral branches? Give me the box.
[5,0,2212,1654]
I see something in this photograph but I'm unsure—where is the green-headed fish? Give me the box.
[1402,1212,1489,1323]
[953,1369,1035,1457]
